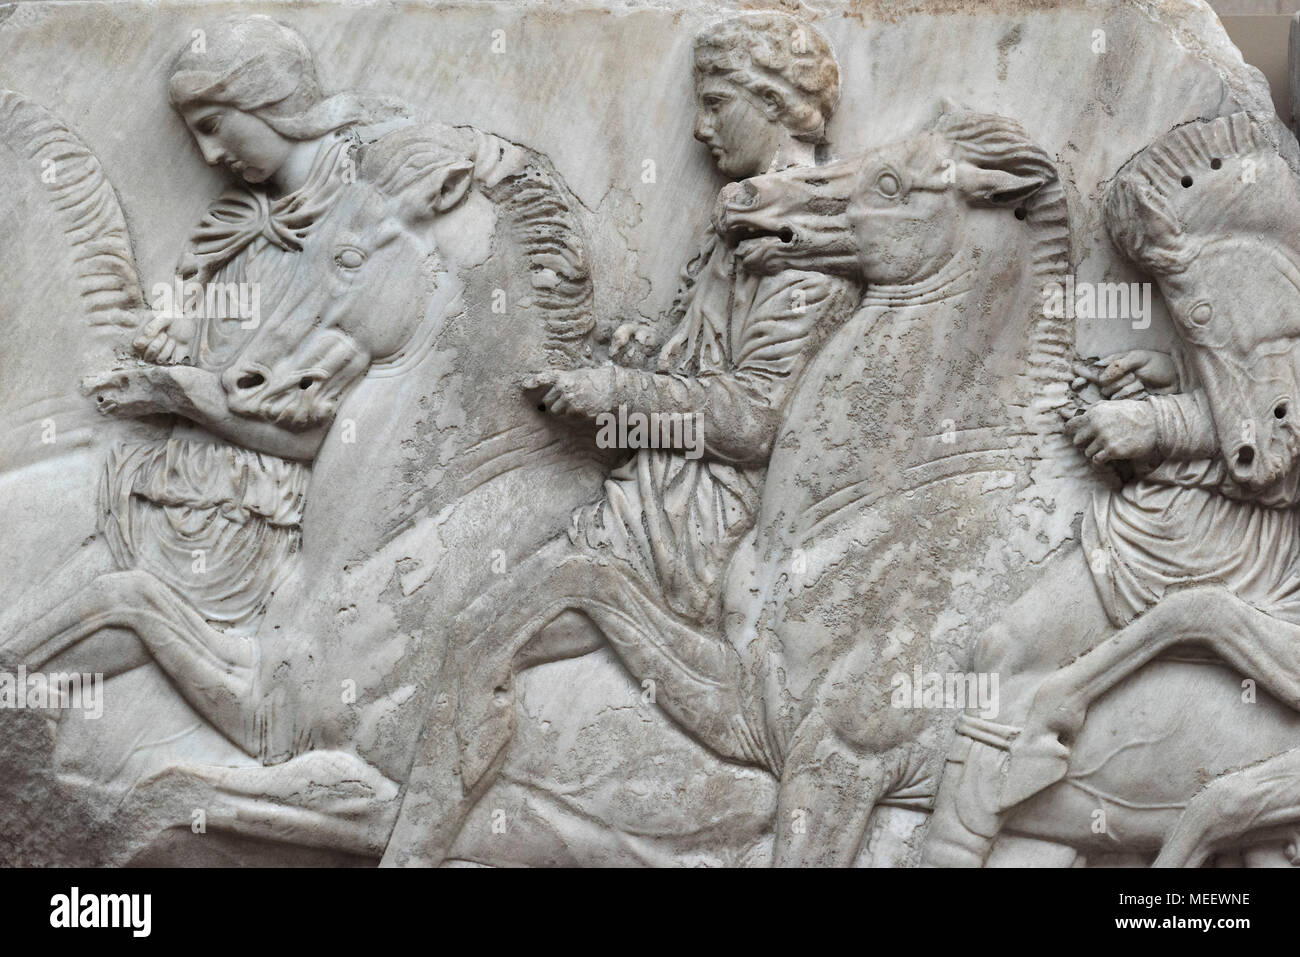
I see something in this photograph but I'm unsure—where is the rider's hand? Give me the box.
[1064,399,1159,466]
[1073,351,1179,400]
[610,322,658,367]
[523,367,618,418]
[133,310,197,365]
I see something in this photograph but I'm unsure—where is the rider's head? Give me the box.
[691,12,839,179]
[169,17,331,184]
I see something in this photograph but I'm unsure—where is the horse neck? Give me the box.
[343,261,600,543]
[858,193,1070,432]
[861,247,976,312]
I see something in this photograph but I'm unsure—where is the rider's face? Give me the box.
[182,104,293,185]
[693,76,783,180]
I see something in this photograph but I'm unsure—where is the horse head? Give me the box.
[217,125,486,429]
[1106,113,1300,493]
[218,122,596,439]
[713,107,1058,288]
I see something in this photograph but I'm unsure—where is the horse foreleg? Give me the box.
[379,688,499,867]
[1006,585,1300,807]
[773,714,894,867]
[513,609,604,672]
[14,569,259,754]
[379,542,599,868]
[1154,746,1300,868]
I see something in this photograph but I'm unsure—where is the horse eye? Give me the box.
[1276,404,1288,420]
[876,171,901,198]
[335,247,365,269]
[1188,301,1213,326]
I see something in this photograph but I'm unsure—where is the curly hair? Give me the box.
[693,11,839,143]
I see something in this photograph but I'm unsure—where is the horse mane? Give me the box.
[0,89,144,325]
[1104,113,1285,277]
[926,109,1074,459]
[359,122,595,367]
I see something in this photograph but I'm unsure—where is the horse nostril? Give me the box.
[1237,446,1255,468]
[235,372,265,390]
[298,377,314,390]
[1276,404,1288,420]
[777,227,794,243]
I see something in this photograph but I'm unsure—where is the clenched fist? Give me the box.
[82,367,169,417]
[1064,399,1159,465]
[610,322,659,368]
[133,311,198,365]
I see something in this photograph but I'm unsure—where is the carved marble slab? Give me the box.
[0,0,1295,867]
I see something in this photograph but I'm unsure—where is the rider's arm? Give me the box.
[153,365,328,461]
[606,270,859,465]
[1146,388,1217,460]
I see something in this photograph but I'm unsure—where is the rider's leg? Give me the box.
[922,714,1017,866]
[0,535,115,654]
[41,626,151,677]
[922,546,1113,865]
[10,571,159,674]
[453,538,761,778]
[1153,746,1300,867]
[389,539,762,867]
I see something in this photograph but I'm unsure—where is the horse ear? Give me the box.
[423,159,475,214]
[930,96,965,124]
[954,161,1050,207]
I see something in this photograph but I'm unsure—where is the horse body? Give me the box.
[755,115,1070,865]
[1002,659,1300,864]
[8,119,616,859]
[587,108,1077,865]
[929,113,1300,867]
